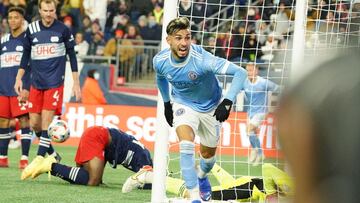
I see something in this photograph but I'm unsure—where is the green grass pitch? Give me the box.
[0,145,282,203]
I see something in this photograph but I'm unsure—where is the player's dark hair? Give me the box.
[8,6,25,17]
[38,0,58,9]
[166,17,190,35]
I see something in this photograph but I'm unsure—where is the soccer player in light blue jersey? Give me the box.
[243,62,279,166]
[153,17,247,201]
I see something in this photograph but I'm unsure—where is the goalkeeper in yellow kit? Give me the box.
[122,163,293,201]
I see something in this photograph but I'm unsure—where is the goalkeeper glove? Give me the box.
[164,101,173,127]
[213,99,233,122]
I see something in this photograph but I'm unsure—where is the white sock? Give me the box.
[137,170,154,184]
[188,187,200,200]
[21,155,28,160]
[0,155,7,159]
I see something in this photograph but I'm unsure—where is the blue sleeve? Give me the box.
[64,27,78,72]
[22,66,31,90]
[201,48,247,102]
[267,79,280,93]
[64,26,75,49]
[19,30,31,69]
[153,56,170,102]
[67,48,78,72]
[223,63,247,102]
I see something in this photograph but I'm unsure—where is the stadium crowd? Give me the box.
[0,0,352,78]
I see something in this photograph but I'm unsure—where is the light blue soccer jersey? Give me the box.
[153,44,247,112]
[244,76,279,118]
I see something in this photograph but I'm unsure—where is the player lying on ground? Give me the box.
[24,126,153,186]
[123,163,293,201]
[0,7,32,169]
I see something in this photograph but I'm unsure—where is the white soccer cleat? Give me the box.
[122,169,148,193]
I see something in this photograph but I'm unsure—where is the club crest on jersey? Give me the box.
[50,36,59,42]
[166,74,172,80]
[16,46,24,51]
[188,71,197,80]
[175,108,185,116]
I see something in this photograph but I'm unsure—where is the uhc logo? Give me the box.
[0,52,22,68]
[31,43,66,60]
[36,45,56,55]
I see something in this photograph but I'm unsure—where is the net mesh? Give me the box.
[161,0,360,201]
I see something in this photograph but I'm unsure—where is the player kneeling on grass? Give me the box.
[123,162,293,201]
[27,126,153,186]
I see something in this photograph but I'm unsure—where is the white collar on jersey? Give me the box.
[169,45,192,68]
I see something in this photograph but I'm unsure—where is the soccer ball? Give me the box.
[48,120,70,143]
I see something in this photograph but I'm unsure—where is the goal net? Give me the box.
[152,0,360,202]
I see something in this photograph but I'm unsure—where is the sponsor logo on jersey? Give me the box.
[0,52,23,68]
[188,71,198,80]
[31,43,66,60]
[50,36,59,42]
[175,108,185,116]
[16,46,24,51]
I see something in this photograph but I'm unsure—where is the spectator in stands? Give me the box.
[1,17,9,35]
[63,16,75,35]
[204,36,216,55]
[81,69,107,105]
[152,2,163,24]
[253,0,274,21]
[273,2,293,38]
[104,29,124,59]
[139,15,162,42]
[105,0,121,37]
[124,24,144,80]
[0,0,10,17]
[81,15,92,33]
[84,20,101,44]
[244,32,261,62]
[63,0,83,34]
[87,31,105,56]
[74,32,89,59]
[83,0,107,31]
[229,24,246,62]
[24,0,37,22]
[215,31,229,59]
[260,33,278,61]
[112,14,130,37]
[124,24,144,48]
[130,0,153,22]
[256,20,271,46]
